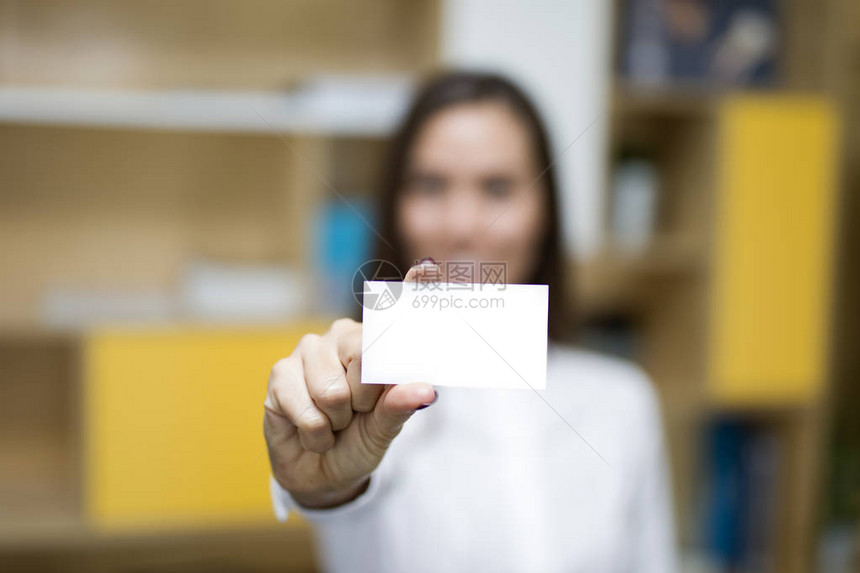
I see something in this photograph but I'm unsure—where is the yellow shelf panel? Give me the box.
[83,323,328,532]
[709,95,839,406]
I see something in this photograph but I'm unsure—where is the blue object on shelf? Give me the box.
[705,419,748,567]
[312,198,376,314]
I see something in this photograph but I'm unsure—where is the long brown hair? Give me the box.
[371,71,573,342]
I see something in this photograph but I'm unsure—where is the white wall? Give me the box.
[441,0,611,258]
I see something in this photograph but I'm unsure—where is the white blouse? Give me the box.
[271,343,678,573]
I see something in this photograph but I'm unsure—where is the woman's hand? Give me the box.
[264,264,438,509]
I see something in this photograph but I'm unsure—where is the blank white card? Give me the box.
[361,281,548,389]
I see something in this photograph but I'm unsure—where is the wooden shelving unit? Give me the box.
[0,1,438,571]
[574,1,853,571]
[0,327,325,571]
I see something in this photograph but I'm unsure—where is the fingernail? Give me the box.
[418,257,436,265]
[416,390,438,410]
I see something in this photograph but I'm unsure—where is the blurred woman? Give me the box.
[264,72,677,572]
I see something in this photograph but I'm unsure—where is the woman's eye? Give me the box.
[483,178,514,199]
[410,176,446,196]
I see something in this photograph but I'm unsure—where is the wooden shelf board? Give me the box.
[704,398,820,417]
[0,520,317,573]
[0,518,310,551]
[573,236,705,315]
[612,80,719,118]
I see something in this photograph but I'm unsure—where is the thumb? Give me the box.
[362,383,436,456]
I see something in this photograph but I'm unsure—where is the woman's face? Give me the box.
[396,102,547,284]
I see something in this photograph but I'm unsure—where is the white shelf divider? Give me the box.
[0,77,414,137]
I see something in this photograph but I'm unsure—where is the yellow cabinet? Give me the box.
[709,96,839,406]
[84,324,326,531]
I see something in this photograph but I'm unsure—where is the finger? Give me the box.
[361,383,436,457]
[301,334,353,432]
[266,354,335,453]
[334,326,382,413]
[263,405,302,463]
[404,260,441,283]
